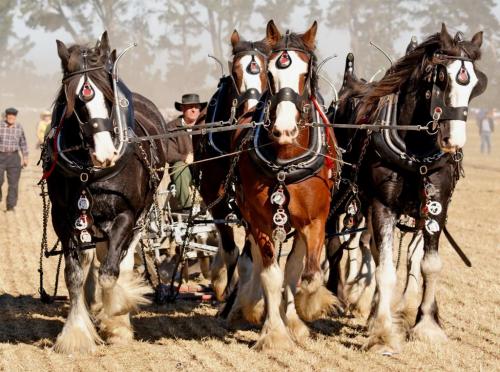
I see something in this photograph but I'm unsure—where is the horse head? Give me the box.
[229,27,271,113]
[265,20,318,145]
[429,23,487,152]
[56,31,119,168]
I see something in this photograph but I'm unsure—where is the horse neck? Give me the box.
[398,82,441,157]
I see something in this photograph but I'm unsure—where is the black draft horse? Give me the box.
[329,24,487,354]
[43,32,168,353]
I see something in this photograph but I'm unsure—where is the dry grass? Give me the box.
[0,127,498,371]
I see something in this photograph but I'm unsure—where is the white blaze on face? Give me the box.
[239,55,263,109]
[76,76,117,165]
[446,60,478,148]
[268,51,308,143]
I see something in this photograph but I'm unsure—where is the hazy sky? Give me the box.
[10,1,500,106]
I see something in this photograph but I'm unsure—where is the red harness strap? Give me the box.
[311,97,336,170]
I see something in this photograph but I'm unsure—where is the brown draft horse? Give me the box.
[232,21,341,349]
[192,30,270,301]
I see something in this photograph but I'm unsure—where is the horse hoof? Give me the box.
[252,327,294,351]
[286,315,310,344]
[411,317,448,343]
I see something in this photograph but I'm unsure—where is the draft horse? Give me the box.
[43,32,168,353]
[193,29,271,301]
[233,21,341,349]
[333,24,487,354]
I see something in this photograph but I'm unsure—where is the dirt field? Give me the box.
[0,127,498,371]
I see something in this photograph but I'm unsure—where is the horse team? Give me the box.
[42,19,487,355]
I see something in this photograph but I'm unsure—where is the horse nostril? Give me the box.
[290,127,298,137]
[272,129,281,138]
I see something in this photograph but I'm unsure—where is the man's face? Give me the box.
[182,104,201,124]
[6,114,16,125]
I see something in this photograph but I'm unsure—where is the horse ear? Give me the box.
[440,23,453,49]
[56,40,69,66]
[301,20,318,50]
[231,30,240,49]
[266,19,281,46]
[99,31,110,54]
[471,30,483,48]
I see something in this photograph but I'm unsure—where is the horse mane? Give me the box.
[347,32,482,121]
[54,44,115,118]
[271,32,319,96]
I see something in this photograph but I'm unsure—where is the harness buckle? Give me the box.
[277,171,286,183]
[419,165,428,175]
[80,172,89,182]
[432,107,442,121]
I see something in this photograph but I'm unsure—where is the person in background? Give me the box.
[166,94,206,210]
[36,110,52,148]
[0,107,29,212]
[477,108,494,154]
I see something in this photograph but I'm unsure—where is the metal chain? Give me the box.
[396,231,405,270]
[38,179,63,303]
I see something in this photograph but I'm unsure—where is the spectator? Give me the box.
[477,109,494,154]
[36,110,52,148]
[0,107,29,212]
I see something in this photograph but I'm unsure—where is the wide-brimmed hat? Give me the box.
[175,94,207,111]
[5,107,18,116]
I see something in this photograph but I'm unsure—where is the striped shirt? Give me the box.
[0,120,29,157]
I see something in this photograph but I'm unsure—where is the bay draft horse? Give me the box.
[331,24,487,354]
[233,21,341,350]
[44,32,168,353]
[193,29,271,301]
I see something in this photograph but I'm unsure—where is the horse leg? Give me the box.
[295,220,343,322]
[353,229,376,319]
[325,235,343,296]
[411,228,447,343]
[364,199,401,354]
[396,232,424,333]
[55,245,102,353]
[343,219,375,319]
[228,234,264,326]
[283,235,309,343]
[253,230,293,350]
[98,214,151,344]
[211,222,239,301]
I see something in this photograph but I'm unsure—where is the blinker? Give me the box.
[456,61,470,86]
[276,51,291,69]
[79,80,95,102]
[246,55,260,75]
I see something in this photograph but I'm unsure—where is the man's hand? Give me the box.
[185,153,194,165]
[22,158,28,167]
